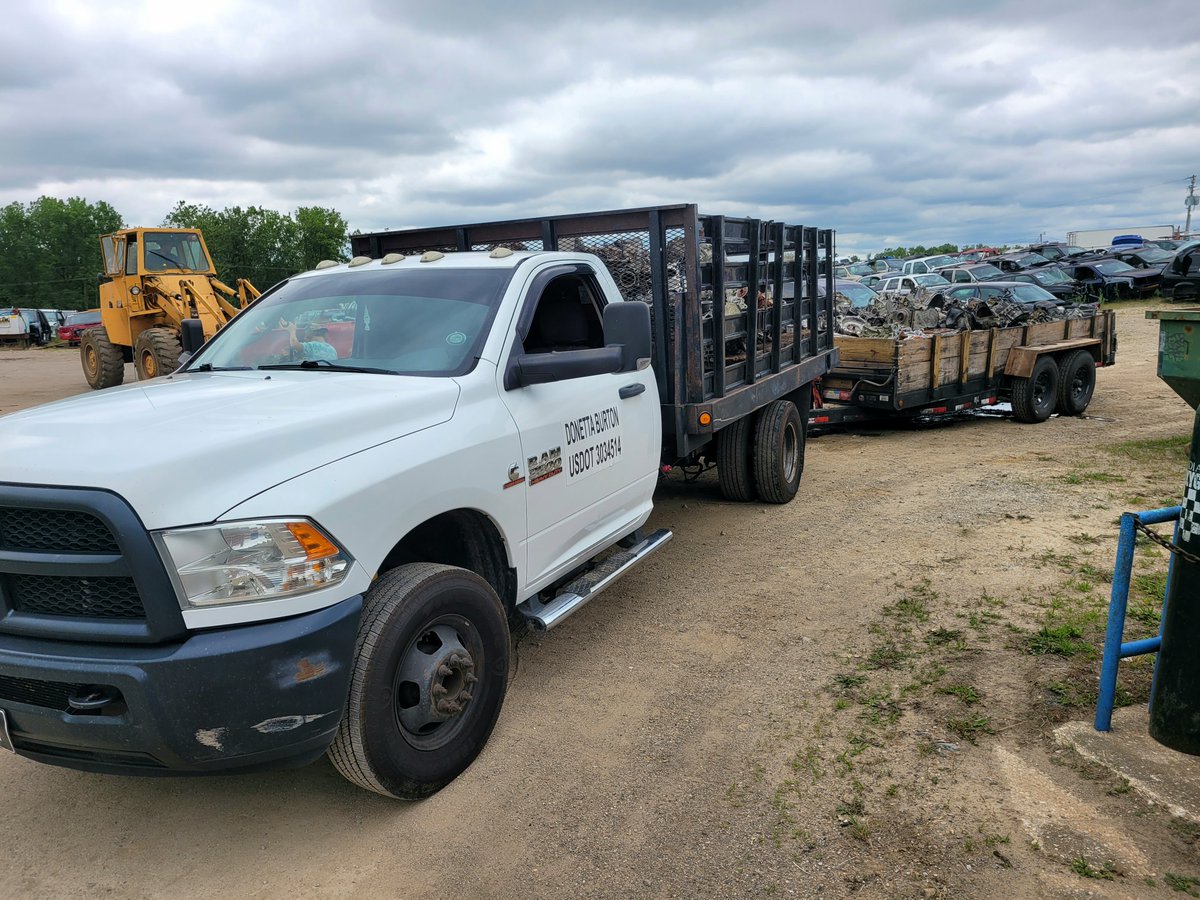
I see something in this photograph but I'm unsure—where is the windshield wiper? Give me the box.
[191,363,252,372]
[258,360,398,375]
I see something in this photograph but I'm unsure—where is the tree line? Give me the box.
[0,197,350,312]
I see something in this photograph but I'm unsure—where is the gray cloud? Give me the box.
[2,0,1198,257]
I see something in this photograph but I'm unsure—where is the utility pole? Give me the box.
[1186,174,1197,236]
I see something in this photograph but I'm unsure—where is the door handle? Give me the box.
[618,383,646,400]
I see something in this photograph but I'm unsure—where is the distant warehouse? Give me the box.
[1067,225,1176,249]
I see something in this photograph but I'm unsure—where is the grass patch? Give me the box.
[1061,471,1126,485]
[925,627,963,647]
[1105,434,1192,466]
[940,683,980,705]
[1166,873,1200,896]
[865,640,909,670]
[1071,857,1116,880]
[947,714,995,744]
[1028,624,1094,657]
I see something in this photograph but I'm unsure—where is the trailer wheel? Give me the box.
[1057,350,1096,416]
[329,563,509,799]
[716,418,756,502]
[80,327,125,390]
[1011,356,1059,423]
[753,399,805,504]
[134,327,182,380]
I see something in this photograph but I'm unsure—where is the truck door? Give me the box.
[499,264,660,590]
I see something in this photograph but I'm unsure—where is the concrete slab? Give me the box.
[1056,706,1200,824]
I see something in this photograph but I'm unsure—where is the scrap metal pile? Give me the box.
[834,287,1101,339]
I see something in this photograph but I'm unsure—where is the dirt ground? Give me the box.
[0,309,1197,899]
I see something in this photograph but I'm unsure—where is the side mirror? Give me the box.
[603,301,652,373]
[507,347,623,388]
[179,318,205,356]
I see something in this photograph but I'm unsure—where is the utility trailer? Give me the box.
[810,311,1118,428]
[353,204,840,501]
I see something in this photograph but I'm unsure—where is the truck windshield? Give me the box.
[186,267,513,377]
[142,232,210,272]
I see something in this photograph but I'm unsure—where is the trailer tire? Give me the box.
[753,399,805,504]
[1057,350,1096,416]
[1010,356,1059,423]
[329,563,509,799]
[80,327,125,390]
[134,327,182,380]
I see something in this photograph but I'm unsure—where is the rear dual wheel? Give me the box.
[716,399,806,503]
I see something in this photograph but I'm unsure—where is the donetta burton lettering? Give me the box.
[565,406,622,480]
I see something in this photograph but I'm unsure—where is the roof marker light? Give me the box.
[420,251,445,263]
[381,253,405,265]
[489,247,514,258]
[347,256,372,267]
[314,260,338,270]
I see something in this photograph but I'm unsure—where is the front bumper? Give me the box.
[0,596,362,775]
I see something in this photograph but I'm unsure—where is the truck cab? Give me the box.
[0,248,662,798]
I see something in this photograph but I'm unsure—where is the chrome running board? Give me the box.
[518,528,673,631]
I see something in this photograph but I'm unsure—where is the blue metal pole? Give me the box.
[1096,512,1138,731]
[1149,517,1182,707]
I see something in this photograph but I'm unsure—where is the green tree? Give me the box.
[0,197,123,310]
[163,202,348,290]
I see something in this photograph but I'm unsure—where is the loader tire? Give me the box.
[716,417,756,502]
[1056,350,1096,416]
[753,399,805,504]
[134,327,182,380]
[1011,356,1059,424]
[81,327,125,390]
[328,563,509,800]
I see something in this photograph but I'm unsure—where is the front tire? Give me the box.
[80,327,125,389]
[1011,356,1059,423]
[329,563,510,799]
[1057,350,1096,416]
[134,327,182,380]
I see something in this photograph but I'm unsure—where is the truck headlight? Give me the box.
[155,519,351,609]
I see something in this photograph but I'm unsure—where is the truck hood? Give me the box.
[0,371,460,529]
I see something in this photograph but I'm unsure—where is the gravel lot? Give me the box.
[0,307,1196,898]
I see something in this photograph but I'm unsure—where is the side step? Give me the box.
[518,528,673,631]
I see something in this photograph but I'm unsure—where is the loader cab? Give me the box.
[101,228,216,279]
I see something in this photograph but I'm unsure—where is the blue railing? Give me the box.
[1094,506,1182,731]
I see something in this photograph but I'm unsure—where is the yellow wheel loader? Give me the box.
[82,228,260,389]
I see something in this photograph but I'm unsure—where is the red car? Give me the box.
[58,311,103,345]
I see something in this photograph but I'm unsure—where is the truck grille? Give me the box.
[0,506,119,554]
[7,574,146,619]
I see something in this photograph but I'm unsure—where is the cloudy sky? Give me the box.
[3,0,1198,256]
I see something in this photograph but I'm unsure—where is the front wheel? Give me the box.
[1011,356,1059,423]
[329,563,510,799]
[134,327,182,380]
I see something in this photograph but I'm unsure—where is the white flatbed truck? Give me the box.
[0,205,836,797]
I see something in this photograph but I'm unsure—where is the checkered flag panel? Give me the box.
[1182,461,1200,545]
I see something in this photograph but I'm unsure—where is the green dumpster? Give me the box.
[1148,308,1200,409]
[1146,308,1200,754]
